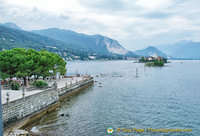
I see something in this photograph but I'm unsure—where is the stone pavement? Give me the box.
[1,77,84,105]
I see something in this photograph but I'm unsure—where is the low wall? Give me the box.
[2,87,59,127]
[2,77,94,129]
[58,77,94,101]
[58,77,93,97]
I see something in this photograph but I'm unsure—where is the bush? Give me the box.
[32,80,48,88]
[10,80,20,90]
[154,61,164,66]
[145,61,164,67]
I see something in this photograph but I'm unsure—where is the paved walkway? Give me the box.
[49,77,83,88]
[1,77,84,104]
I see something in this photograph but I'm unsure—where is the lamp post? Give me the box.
[0,80,4,135]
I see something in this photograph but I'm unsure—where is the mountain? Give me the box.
[0,22,22,30]
[0,25,133,60]
[0,25,66,50]
[0,25,92,59]
[157,40,200,59]
[134,46,167,58]
[32,28,136,56]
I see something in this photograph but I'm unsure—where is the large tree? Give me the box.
[0,48,67,85]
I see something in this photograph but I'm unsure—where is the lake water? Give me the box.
[33,60,200,136]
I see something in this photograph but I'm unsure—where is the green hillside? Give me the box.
[0,26,126,60]
[0,26,69,50]
[0,26,93,60]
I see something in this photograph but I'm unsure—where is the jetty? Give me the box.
[1,75,94,135]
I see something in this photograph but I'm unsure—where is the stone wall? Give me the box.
[57,77,93,97]
[2,87,59,127]
[2,77,93,127]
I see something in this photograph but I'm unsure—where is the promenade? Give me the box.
[1,77,83,104]
[2,76,93,136]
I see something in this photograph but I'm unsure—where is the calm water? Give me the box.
[33,60,200,136]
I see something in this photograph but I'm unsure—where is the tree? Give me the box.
[40,50,67,78]
[140,57,145,62]
[27,49,42,79]
[0,48,67,85]
[0,50,15,79]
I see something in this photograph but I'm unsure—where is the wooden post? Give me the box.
[136,68,138,77]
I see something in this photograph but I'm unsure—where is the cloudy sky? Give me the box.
[0,0,200,50]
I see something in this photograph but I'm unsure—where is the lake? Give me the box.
[33,60,200,136]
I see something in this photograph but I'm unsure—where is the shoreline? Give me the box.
[3,76,94,136]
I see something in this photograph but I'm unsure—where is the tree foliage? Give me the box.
[0,48,67,84]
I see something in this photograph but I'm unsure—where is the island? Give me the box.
[139,56,167,66]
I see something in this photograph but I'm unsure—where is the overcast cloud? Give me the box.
[0,0,200,50]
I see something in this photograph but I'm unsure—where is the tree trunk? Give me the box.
[23,76,26,86]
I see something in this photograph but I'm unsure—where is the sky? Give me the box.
[0,0,200,50]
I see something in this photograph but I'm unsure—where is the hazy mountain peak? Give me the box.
[146,46,157,50]
[1,22,22,30]
[134,46,167,58]
[157,40,200,59]
[32,28,132,56]
[177,40,193,44]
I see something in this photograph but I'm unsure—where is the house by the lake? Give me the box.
[140,56,166,62]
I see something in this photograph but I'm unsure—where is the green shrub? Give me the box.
[32,80,48,88]
[11,80,20,90]
[154,61,164,66]
[145,61,164,67]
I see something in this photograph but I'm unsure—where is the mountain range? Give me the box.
[0,22,200,59]
[32,28,135,56]
[0,22,136,59]
[157,40,200,59]
[134,40,200,59]
[0,24,97,60]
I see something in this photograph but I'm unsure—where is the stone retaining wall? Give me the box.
[2,77,93,127]
[2,87,59,127]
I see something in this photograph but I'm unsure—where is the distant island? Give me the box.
[140,56,167,67]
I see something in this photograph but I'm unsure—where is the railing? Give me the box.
[57,77,93,96]
[1,76,94,126]
[1,84,11,90]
